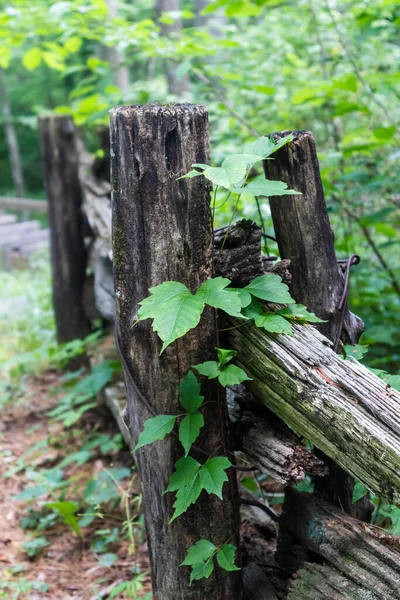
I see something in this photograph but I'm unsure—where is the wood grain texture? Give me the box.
[39,115,90,344]
[280,488,400,600]
[110,103,242,600]
[264,130,363,346]
[228,320,400,503]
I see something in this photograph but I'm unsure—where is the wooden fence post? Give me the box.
[264,130,369,519]
[110,104,242,600]
[39,115,90,344]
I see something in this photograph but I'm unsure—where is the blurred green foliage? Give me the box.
[0,0,399,370]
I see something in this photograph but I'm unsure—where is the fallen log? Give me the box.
[278,488,400,599]
[228,320,400,503]
[227,386,327,484]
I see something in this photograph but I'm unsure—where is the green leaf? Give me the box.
[134,415,177,451]
[22,47,42,70]
[344,344,369,361]
[46,501,81,536]
[193,361,221,379]
[234,288,252,308]
[373,126,396,141]
[179,371,204,413]
[181,539,217,566]
[189,559,215,584]
[216,347,236,367]
[244,176,301,197]
[179,413,204,456]
[218,364,252,386]
[166,457,202,492]
[244,274,295,304]
[199,457,231,498]
[170,476,202,522]
[255,312,293,335]
[241,297,263,319]
[352,481,369,504]
[166,456,231,521]
[221,153,262,184]
[202,166,230,188]
[178,169,204,179]
[13,486,48,502]
[138,281,205,352]
[196,277,243,318]
[216,544,240,572]
[241,477,258,492]
[278,304,325,323]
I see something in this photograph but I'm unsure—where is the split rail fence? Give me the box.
[39,105,400,600]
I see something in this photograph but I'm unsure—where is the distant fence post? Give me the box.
[39,115,90,344]
[110,104,243,599]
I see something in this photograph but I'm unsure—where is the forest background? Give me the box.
[1,0,399,374]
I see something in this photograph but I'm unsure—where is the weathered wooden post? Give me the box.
[39,115,90,344]
[110,104,242,599]
[264,131,369,517]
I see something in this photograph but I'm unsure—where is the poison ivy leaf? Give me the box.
[170,475,202,522]
[244,136,275,158]
[179,413,204,456]
[244,175,301,197]
[244,134,294,158]
[134,415,177,451]
[192,163,209,169]
[255,312,293,335]
[352,481,369,504]
[181,539,217,566]
[244,274,295,304]
[344,344,369,361]
[218,364,252,386]
[233,288,252,308]
[216,544,240,571]
[189,558,215,583]
[138,281,205,352]
[199,457,231,498]
[241,297,263,319]
[166,457,202,492]
[202,166,230,188]
[278,304,325,323]
[216,347,236,367]
[179,371,204,413]
[221,153,262,184]
[178,169,204,179]
[196,277,243,318]
[193,361,221,379]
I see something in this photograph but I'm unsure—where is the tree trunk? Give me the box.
[156,0,190,95]
[110,103,242,600]
[39,115,90,344]
[264,130,369,519]
[0,69,25,199]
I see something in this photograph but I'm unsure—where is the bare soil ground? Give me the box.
[0,371,151,600]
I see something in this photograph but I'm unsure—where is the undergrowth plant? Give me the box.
[131,135,328,584]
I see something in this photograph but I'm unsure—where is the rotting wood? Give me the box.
[228,320,400,504]
[264,130,369,518]
[278,488,400,600]
[39,115,90,344]
[227,385,327,484]
[264,130,363,346]
[110,103,243,600]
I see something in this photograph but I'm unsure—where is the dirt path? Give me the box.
[0,372,151,600]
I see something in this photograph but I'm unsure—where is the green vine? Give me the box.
[131,135,324,585]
